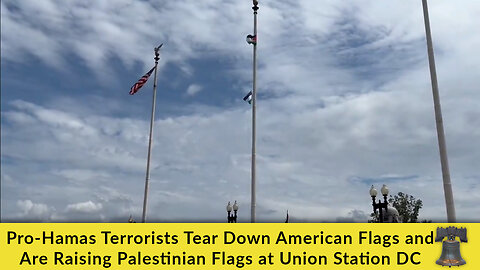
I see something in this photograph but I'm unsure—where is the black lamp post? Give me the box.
[226,201,239,223]
[370,185,389,223]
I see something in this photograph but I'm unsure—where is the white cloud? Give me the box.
[185,84,203,97]
[16,200,51,220]
[52,169,110,183]
[66,201,103,213]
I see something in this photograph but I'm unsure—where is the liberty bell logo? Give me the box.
[435,226,467,266]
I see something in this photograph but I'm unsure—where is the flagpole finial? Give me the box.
[252,0,259,11]
[154,43,163,61]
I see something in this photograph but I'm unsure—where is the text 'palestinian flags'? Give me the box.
[129,66,156,95]
[243,91,253,104]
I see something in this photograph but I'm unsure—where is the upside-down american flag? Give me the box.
[129,66,156,95]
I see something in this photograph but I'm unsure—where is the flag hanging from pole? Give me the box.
[243,90,253,104]
[246,34,257,45]
[129,66,156,95]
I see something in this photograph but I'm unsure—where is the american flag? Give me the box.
[129,66,156,95]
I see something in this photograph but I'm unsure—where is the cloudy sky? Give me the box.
[1,0,479,222]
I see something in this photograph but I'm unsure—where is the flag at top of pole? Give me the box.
[246,34,257,45]
[129,66,156,95]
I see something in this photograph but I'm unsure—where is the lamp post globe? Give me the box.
[233,201,239,212]
[226,201,233,212]
[369,185,378,197]
[226,201,238,223]
[381,184,389,196]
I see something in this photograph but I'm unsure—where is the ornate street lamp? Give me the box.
[370,184,389,223]
[226,201,239,223]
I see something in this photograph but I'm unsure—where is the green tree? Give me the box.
[388,192,423,223]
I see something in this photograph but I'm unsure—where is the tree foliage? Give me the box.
[369,192,424,223]
[388,192,423,223]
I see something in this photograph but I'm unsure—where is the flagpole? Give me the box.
[142,45,161,223]
[250,0,259,223]
[421,0,456,222]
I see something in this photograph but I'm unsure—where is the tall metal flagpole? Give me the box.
[421,0,456,222]
[142,44,162,223]
[250,0,259,223]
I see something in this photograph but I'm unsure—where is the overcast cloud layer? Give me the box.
[1,0,480,222]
